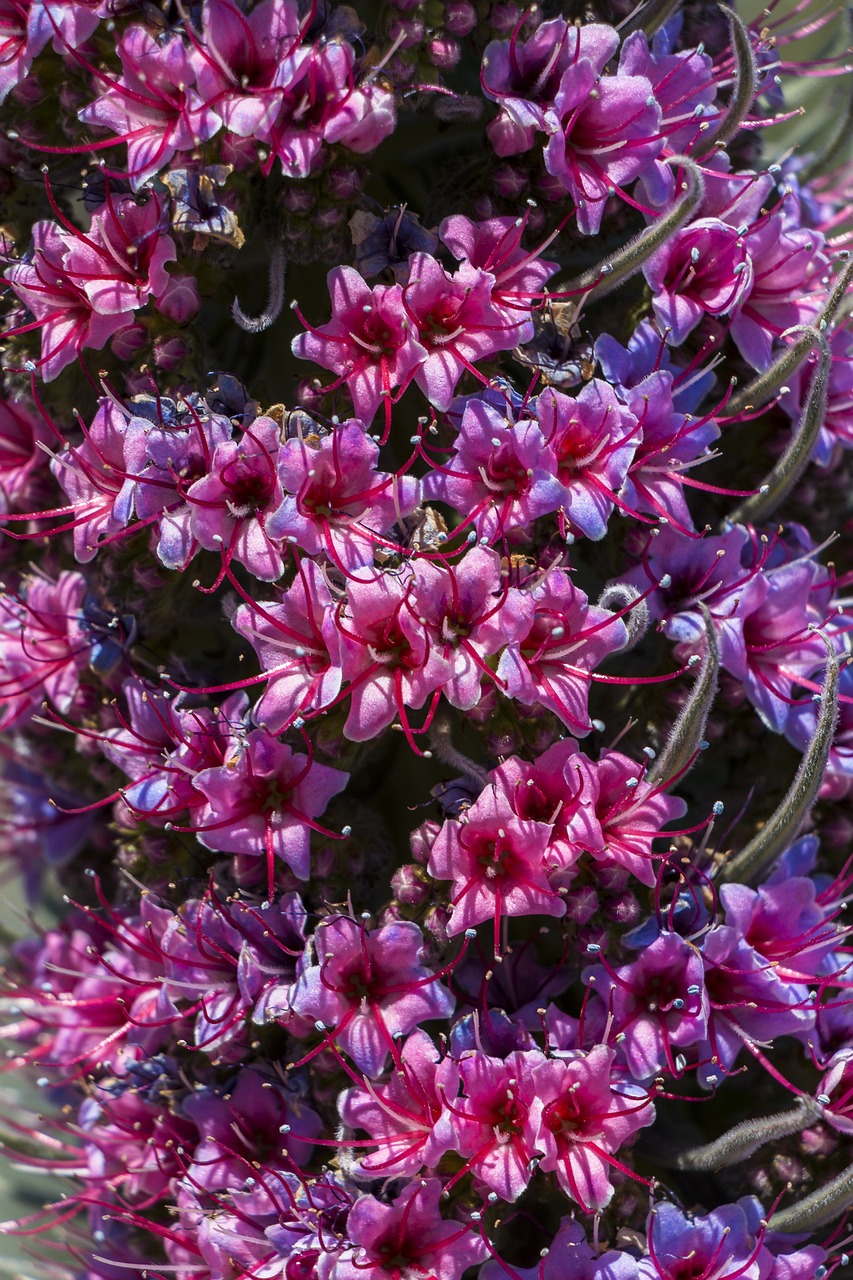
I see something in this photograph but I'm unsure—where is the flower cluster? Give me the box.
[0,3,852,1280]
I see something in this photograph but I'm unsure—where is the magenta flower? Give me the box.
[292,269,427,430]
[190,728,348,884]
[403,254,519,410]
[481,20,619,156]
[410,546,533,709]
[423,395,564,540]
[533,380,640,540]
[190,0,302,141]
[529,1045,655,1210]
[428,786,565,943]
[336,1180,487,1280]
[338,565,451,743]
[339,1029,453,1177]
[496,566,629,734]
[6,221,134,380]
[79,26,222,188]
[543,63,663,234]
[275,419,420,570]
[587,931,710,1079]
[63,193,177,318]
[643,218,753,345]
[186,415,287,581]
[490,738,604,875]
[436,1047,544,1201]
[0,569,89,729]
[0,395,50,509]
[234,559,345,734]
[291,915,454,1074]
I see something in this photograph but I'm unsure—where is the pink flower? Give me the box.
[592,750,687,886]
[338,565,451,743]
[26,0,102,57]
[6,221,134,380]
[292,270,427,431]
[291,915,454,1074]
[0,2,33,102]
[263,41,394,177]
[0,395,50,509]
[275,419,420,569]
[0,569,89,729]
[410,546,533,709]
[428,787,566,944]
[190,0,302,141]
[185,415,287,582]
[436,1047,545,1201]
[496,566,629,734]
[533,380,640,541]
[78,26,222,188]
[336,1180,487,1280]
[61,193,177,317]
[190,728,349,884]
[439,214,559,345]
[339,1029,453,1177]
[529,1045,655,1209]
[403,254,520,410]
[234,558,345,734]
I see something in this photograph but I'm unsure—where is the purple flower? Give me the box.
[543,64,663,234]
[291,915,454,1074]
[190,728,348,884]
[423,395,564,539]
[587,931,710,1079]
[335,1180,486,1280]
[275,419,420,570]
[481,20,619,155]
[638,1200,768,1280]
[643,218,753,345]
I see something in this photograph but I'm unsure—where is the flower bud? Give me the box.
[444,1,477,36]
